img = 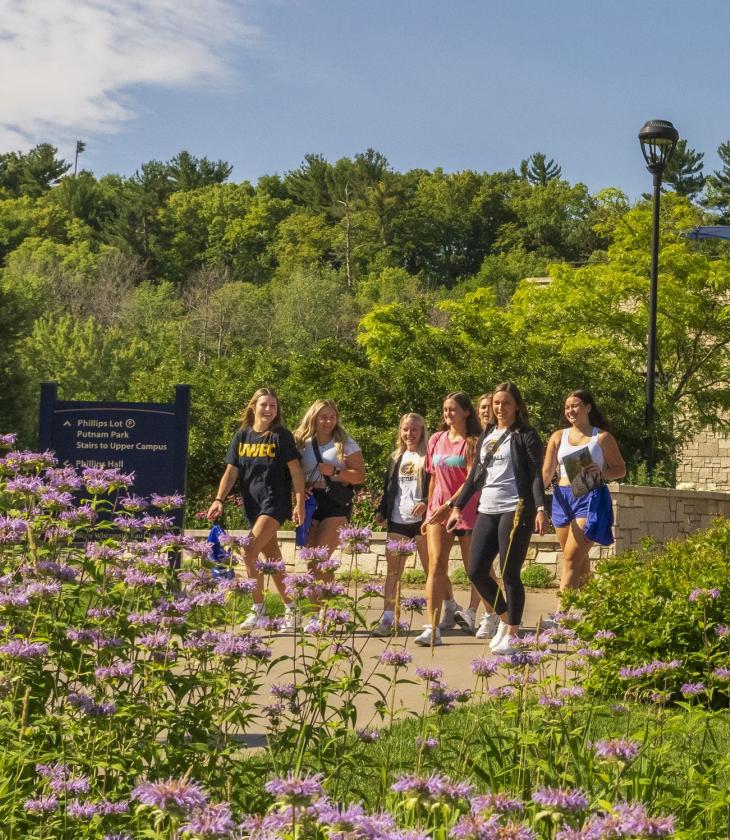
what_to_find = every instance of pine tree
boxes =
[663,139,704,199]
[519,152,562,186]
[704,141,730,220]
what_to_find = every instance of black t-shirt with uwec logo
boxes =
[225,426,299,523]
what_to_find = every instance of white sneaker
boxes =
[414,625,442,647]
[438,600,461,631]
[491,632,520,655]
[476,612,500,640]
[489,620,509,651]
[239,604,264,631]
[453,607,476,635]
[280,608,298,632]
[372,620,394,638]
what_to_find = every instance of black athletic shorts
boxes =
[387,520,423,539]
[312,488,352,522]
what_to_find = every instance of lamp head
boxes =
[638,119,679,176]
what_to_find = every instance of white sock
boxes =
[383,610,394,623]
[445,598,457,609]
[252,602,264,614]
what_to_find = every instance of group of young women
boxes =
[207,384,625,652]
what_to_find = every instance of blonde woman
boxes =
[207,388,305,631]
[373,413,430,636]
[294,400,366,578]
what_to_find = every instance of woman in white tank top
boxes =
[542,390,626,592]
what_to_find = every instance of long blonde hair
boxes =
[390,413,428,461]
[294,399,350,460]
[238,387,283,430]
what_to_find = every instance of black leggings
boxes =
[468,507,533,626]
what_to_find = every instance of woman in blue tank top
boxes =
[543,390,625,592]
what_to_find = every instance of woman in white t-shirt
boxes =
[294,399,366,580]
[373,413,430,636]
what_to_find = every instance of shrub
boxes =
[401,568,426,585]
[450,566,470,587]
[521,562,555,588]
[563,519,730,701]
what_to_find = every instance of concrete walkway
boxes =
[238,587,560,746]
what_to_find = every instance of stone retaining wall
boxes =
[188,484,730,581]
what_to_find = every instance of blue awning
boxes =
[685,225,730,240]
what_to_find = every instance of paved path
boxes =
[239,588,560,746]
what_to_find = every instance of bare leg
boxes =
[425,524,455,627]
[258,534,293,606]
[242,515,281,604]
[383,546,407,614]
[307,516,347,583]
[559,518,593,592]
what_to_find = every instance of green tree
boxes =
[704,140,730,221]
[0,144,70,198]
[520,153,562,186]
[663,139,704,200]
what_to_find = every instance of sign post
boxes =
[38,383,191,528]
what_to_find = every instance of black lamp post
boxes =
[638,119,679,480]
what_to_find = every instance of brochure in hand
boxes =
[562,447,604,498]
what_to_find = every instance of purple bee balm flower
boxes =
[472,793,525,814]
[594,629,616,641]
[6,475,46,494]
[690,587,721,602]
[35,560,78,582]
[104,835,134,840]
[180,802,235,837]
[385,537,417,556]
[715,624,730,637]
[39,489,74,510]
[132,777,208,815]
[99,800,130,815]
[415,736,439,750]
[44,466,82,491]
[557,686,585,699]
[488,685,516,700]
[538,695,564,709]
[141,514,174,531]
[681,682,705,697]
[471,657,500,677]
[217,533,251,550]
[0,432,17,448]
[401,595,427,611]
[264,773,324,806]
[118,494,148,511]
[256,558,287,575]
[532,787,589,812]
[0,515,28,543]
[67,800,101,819]
[50,775,90,795]
[124,569,159,587]
[338,526,373,552]
[82,467,134,494]
[297,545,331,563]
[362,581,384,596]
[0,639,49,659]
[270,683,296,700]
[36,762,70,780]
[138,630,171,649]
[451,814,502,840]
[713,667,730,680]
[283,572,315,597]
[593,738,641,761]
[379,649,412,668]
[150,493,185,510]
[357,729,380,743]
[67,692,116,717]
[24,795,59,813]
[415,666,443,681]
[95,662,134,680]
[317,556,342,573]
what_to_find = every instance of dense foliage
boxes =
[1,144,729,508]
[2,440,730,838]
[564,519,730,701]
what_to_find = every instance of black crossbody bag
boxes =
[471,427,511,491]
[311,437,355,512]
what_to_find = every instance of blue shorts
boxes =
[551,484,614,546]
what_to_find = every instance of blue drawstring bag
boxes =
[207,522,235,579]
[296,495,317,547]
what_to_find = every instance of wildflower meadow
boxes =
[1,433,729,839]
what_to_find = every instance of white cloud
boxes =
[0,0,257,150]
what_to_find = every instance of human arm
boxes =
[287,458,306,526]
[598,432,626,481]
[542,431,561,488]
[521,428,548,535]
[206,464,240,520]
[375,461,393,525]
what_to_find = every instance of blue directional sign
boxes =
[38,383,191,527]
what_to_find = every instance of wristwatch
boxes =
[333,467,341,477]
[446,499,455,509]
[536,505,545,512]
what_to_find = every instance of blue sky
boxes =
[2,0,728,196]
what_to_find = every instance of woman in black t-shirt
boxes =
[207,388,305,630]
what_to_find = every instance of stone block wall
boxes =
[676,427,730,492]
